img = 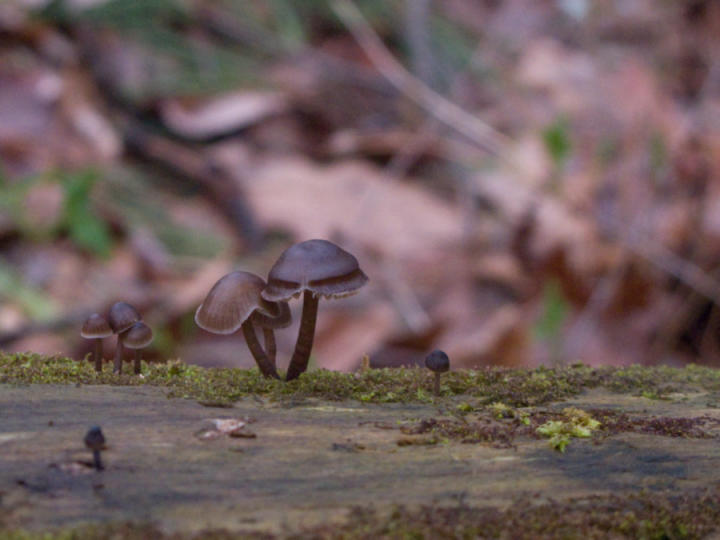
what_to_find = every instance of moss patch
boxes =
[3,352,720,407]
[390,405,720,451]
[535,407,601,451]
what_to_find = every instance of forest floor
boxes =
[2,356,720,538]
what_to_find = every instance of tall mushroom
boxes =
[121,321,153,375]
[262,239,368,381]
[81,314,113,372]
[108,302,141,375]
[195,271,288,379]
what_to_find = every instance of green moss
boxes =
[3,353,720,407]
[536,407,601,452]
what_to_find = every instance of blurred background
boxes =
[0,0,719,371]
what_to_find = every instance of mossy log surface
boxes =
[2,353,720,538]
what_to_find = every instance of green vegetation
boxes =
[536,407,601,451]
[0,169,112,257]
[3,352,720,408]
[60,170,113,258]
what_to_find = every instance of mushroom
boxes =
[425,350,449,396]
[81,313,113,372]
[195,271,288,379]
[121,321,153,375]
[251,301,291,369]
[108,302,141,375]
[84,426,106,471]
[262,239,368,381]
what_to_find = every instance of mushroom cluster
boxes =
[195,239,368,381]
[80,302,153,375]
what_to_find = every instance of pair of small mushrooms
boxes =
[195,239,368,381]
[81,302,153,375]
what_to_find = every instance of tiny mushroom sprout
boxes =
[81,313,113,372]
[84,426,106,471]
[121,321,153,375]
[262,239,368,381]
[195,271,288,379]
[108,302,141,375]
[425,349,450,396]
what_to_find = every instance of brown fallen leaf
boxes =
[235,156,464,259]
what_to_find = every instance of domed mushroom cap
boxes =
[81,313,113,339]
[108,302,141,334]
[425,350,450,373]
[195,271,278,335]
[121,321,153,349]
[251,301,291,329]
[262,239,368,302]
[84,426,106,450]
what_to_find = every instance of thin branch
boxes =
[331,0,512,158]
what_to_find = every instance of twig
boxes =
[405,0,435,87]
[331,0,512,158]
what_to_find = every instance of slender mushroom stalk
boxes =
[285,290,319,382]
[81,314,112,372]
[425,350,450,396]
[195,271,288,379]
[251,302,291,370]
[262,239,368,382]
[262,328,276,366]
[121,322,153,375]
[108,302,141,375]
[114,338,125,375]
[84,426,106,471]
[241,321,279,379]
[93,340,102,371]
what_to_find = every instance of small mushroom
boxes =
[121,321,153,375]
[425,350,449,396]
[195,271,288,379]
[108,302,141,375]
[262,239,368,381]
[81,314,112,372]
[83,426,106,471]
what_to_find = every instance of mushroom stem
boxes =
[285,290,319,382]
[133,350,142,375]
[94,339,103,372]
[433,372,441,396]
[114,338,124,374]
[241,321,280,379]
[262,328,277,368]
[92,449,104,471]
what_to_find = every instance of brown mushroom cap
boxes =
[121,321,153,349]
[108,302,141,334]
[425,350,450,373]
[195,271,279,335]
[81,313,113,339]
[261,239,368,302]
